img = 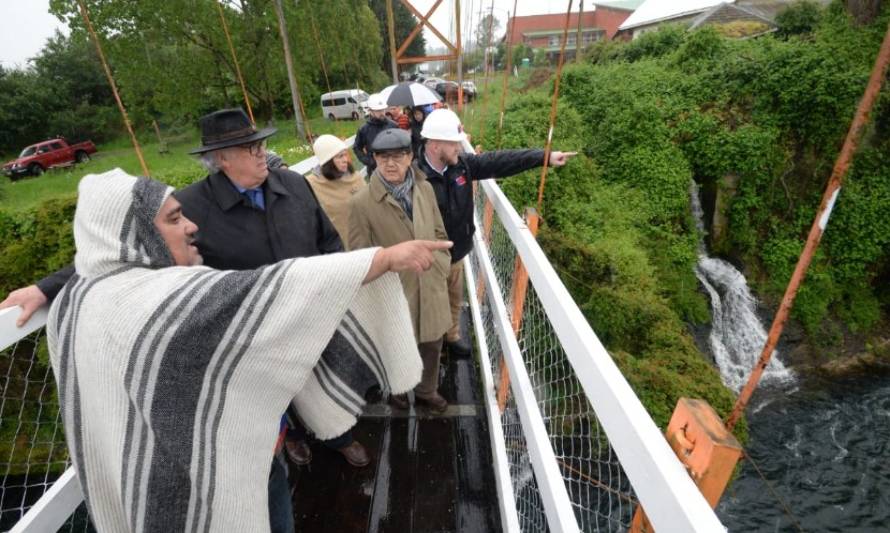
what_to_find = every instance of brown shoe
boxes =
[389,393,410,410]
[285,438,312,465]
[415,392,448,414]
[338,440,371,467]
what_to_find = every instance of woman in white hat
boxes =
[305,134,367,245]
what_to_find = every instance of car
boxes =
[461,81,478,99]
[422,77,445,91]
[2,137,97,180]
[320,89,369,120]
[435,81,473,103]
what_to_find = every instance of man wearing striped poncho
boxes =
[48,168,450,532]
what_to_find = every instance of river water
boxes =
[690,182,889,531]
[717,372,890,531]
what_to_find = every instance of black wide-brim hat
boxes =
[189,108,277,154]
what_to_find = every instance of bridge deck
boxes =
[289,317,502,533]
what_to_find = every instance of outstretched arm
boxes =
[363,240,453,284]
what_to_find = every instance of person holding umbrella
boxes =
[353,93,397,173]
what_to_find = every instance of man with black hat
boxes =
[0,108,371,533]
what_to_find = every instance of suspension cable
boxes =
[535,0,574,213]
[725,20,890,430]
[475,0,496,144]
[76,0,150,177]
[495,0,519,148]
[215,0,255,124]
[307,9,334,101]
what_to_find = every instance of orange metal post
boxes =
[496,209,539,412]
[631,398,743,532]
[476,197,496,304]
[726,21,890,430]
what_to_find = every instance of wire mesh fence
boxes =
[472,185,640,532]
[0,326,91,532]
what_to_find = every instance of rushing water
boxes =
[690,181,794,392]
[690,181,889,531]
[717,372,890,531]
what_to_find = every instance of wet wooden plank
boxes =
[367,416,417,533]
[413,417,458,532]
[292,419,382,532]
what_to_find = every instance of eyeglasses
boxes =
[373,150,410,163]
[239,140,267,157]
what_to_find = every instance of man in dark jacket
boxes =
[416,109,576,356]
[353,93,397,173]
[0,108,373,533]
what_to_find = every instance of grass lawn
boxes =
[0,115,365,213]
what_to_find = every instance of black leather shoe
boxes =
[445,337,472,357]
[285,439,312,465]
[338,441,371,467]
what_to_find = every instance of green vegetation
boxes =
[466,1,890,438]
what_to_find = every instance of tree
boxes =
[475,13,501,51]
[368,0,427,75]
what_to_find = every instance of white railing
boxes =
[469,179,725,532]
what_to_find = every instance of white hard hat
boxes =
[312,134,348,166]
[367,93,388,111]
[420,108,466,142]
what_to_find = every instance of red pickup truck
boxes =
[2,137,98,179]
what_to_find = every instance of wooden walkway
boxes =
[288,337,502,533]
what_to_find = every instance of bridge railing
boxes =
[468,179,725,532]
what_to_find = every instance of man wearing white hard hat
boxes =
[353,93,397,173]
[306,134,367,244]
[417,108,577,356]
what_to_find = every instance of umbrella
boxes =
[379,82,441,107]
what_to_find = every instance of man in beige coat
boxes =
[348,129,452,413]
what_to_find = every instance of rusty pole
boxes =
[535,0,574,213]
[216,0,255,124]
[576,0,584,63]
[496,0,519,149]
[726,21,890,430]
[76,0,150,177]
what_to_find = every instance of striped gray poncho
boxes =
[48,169,421,532]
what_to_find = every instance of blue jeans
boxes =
[268,454,294,533]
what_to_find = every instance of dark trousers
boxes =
[268,454,294,533]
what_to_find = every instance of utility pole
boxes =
[273,0,307,141]
[385,0,399,83]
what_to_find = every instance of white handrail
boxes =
[464,257,521,533]
[0,305,48,351]
[10,467,82,533]
[472,225,581,533]
[477,180,725,532]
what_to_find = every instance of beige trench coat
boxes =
[348,166,452,343]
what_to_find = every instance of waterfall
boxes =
[690,181,793,392]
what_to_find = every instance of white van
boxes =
[320,89,369,120]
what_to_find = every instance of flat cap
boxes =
[370,129,412,153]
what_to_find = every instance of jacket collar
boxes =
[209,169,290,211]
[370,165,427,203]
